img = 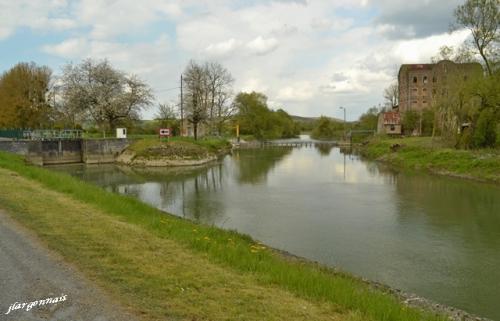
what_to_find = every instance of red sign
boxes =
[159,128,171,137]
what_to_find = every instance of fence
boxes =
[0,129,82,140]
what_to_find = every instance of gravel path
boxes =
[0,210,139,321]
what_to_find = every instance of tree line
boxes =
[0,58,300,140]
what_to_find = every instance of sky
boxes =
[0,0,472,120]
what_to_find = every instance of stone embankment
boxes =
[116,150,217,167]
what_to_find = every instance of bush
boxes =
[472,108,497,148]
[421,109,435,136]
[402,110,420,135]
[311,116,343,140]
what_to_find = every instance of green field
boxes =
[0,151,447,321]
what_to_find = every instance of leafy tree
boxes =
[311,116,343,140]
[0,62,52,128]
[61,59,153,131]
[233,92,298,140]
[472,107,497,147]
[402,110,420,134]
[357,107,379,130]
[421,109,436,136]
[453,0,499,75]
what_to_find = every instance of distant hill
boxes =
[290,115,343,123]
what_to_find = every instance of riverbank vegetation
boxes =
[234,91,300,140]
[310,116,344,140]
[0,151,446,321]
[360,136,500,183]
[117,137,231,166]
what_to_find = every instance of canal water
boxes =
[49,140,500,320]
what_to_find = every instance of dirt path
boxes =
[0,210,138,321]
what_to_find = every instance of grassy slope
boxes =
[361,137,500,183]
[0,152,446,321]
[127,137,231,159]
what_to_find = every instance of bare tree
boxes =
[61,59,153,131]
[205,62,234,135]
[383,82,399,110]
[453,0,499,75]
[183,61,208,140]
[182,60,234,139]
[156,103,177,121]
[431,45,477,63]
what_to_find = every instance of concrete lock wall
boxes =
[82,139,130,164]
[0,140,44,165]
[41,140,83,165]
[0,139,129,165]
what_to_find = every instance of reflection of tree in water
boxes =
[392,173,500,317]
[314,143,334,156]
[131,164,226,224]
[233,148,292,184]
[181,171,225,223]
[395,174,500,242]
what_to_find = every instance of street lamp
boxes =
[339,106,346,140]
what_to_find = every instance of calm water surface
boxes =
[50,138,500,320]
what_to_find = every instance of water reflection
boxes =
[314,144,334,156]
[233,148,292,184]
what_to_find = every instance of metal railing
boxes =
[0,129,83,140]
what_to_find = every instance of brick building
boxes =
[398,60,482,113]
[379,60,482,135]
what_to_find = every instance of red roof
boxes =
[383,112,401,125]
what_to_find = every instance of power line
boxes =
[154,86,180,93]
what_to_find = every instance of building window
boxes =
[412,88,418,92]
[413,76,417,83]
[433,76,437,83]
[423,88,427,92]
[423,76,428,84]
[423,101,427,104]
[432,89,437,95]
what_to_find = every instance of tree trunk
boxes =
[194,122,198,140]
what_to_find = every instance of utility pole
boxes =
[180,74,184,136]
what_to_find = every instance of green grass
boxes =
[0,151,446,321]
[126,136,231,159]
[361,136,500,183]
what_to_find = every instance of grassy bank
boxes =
[128,137,231,158]
[0,151,446,321]
[360,137,500,183]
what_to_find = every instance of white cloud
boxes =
[0,0,75,39]
[42,38,89,58]
[1,0,474,120]
[393,29,470,63]
[277,82,315,101]
[246,36,279,55]
[205,38,241,57]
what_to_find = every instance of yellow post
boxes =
[236,124,240,143]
